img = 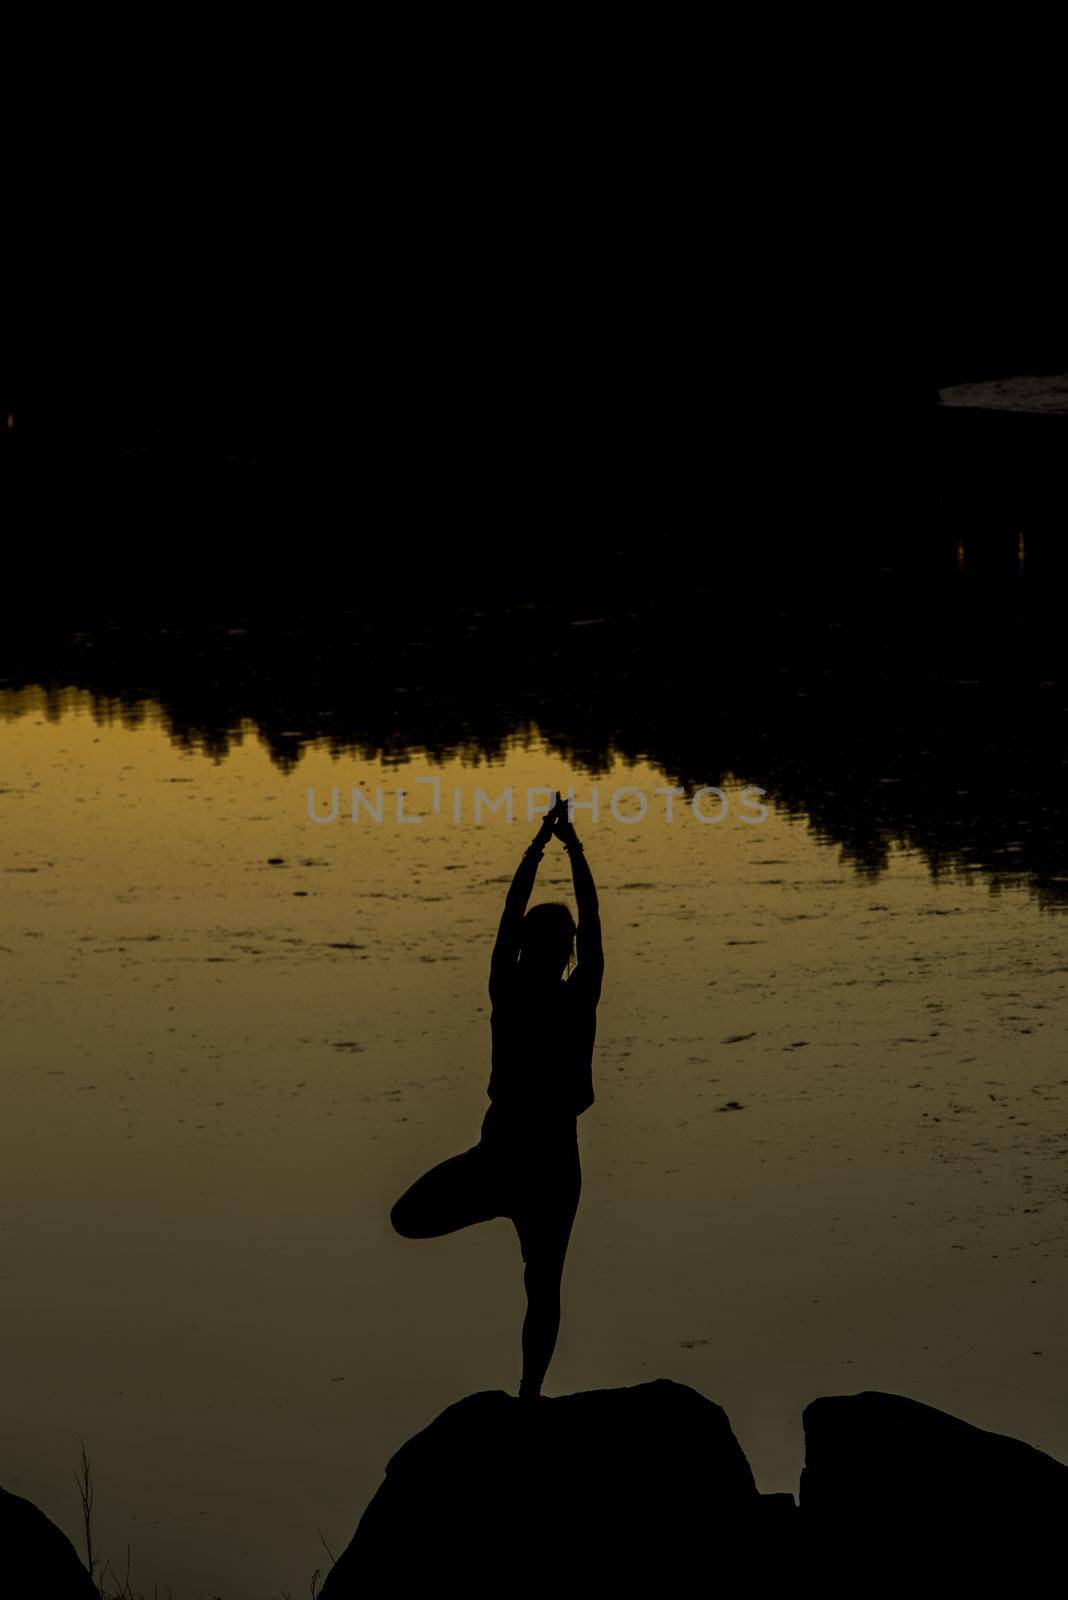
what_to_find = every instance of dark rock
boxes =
[320,1379,789,1592]
[0,1485,98,1597]
[801,1391,1068,1582]
[318,1384,1067,1593]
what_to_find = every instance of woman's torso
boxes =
[481,968,596,1144]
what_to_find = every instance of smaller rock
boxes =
[0,1486,98,1597]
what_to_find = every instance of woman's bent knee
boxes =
[390,1194,419,1237]
[390,1146,499,1240]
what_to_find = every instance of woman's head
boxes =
[519,901,576,978]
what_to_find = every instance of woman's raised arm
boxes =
[556,810,603,1004]
[489,814,555,997]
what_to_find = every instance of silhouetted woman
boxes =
[390,792,604,1402]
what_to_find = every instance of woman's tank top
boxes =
[481,967,596,1142]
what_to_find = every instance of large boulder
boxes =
[321,1379,790,1592]
[0,1486,98,1597]
[801,1391,1068,1582]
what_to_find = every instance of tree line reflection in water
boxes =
[2,522,1066,909]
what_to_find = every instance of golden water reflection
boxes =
[1,697,1066,1593]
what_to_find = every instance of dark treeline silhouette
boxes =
[3,204,1065,519]
[3,366,1063,533]
[2,524,1067,908]
[3,196,1064,467]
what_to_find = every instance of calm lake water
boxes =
[2,680,1066,1594]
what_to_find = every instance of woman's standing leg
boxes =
[390,1144,502,1239]
[513,1145,582,1399]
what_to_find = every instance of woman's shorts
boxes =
[479,1129,581,1264]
